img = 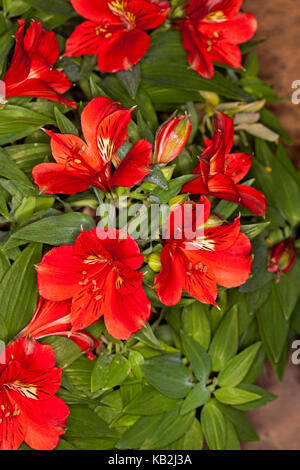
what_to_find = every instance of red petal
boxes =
[103,284,151,340]
[183,261,218,306]
[94,228,145,270]
[37,246,80,301]
[81,97,126,158]
[65,21,109,58]
[236,184,266,216]
[179,20,214,79]
[32,163,93,194]
[207,172,240,199]
[132,0,169,29]
[214,111,234,156]
[224,152,252,183]
[70,0,120,22]
[96,29,150,73]
[165,198,211,241]
[199,13,258,45]
[111,139,152,187]
[198,232,252,288]
[23,21,59,65]
[23,396,69,450]
[181,174,209,195]
[45,131,98,170]
[154,246,185,306]
[96,108,132,163]
[2,20,30,86]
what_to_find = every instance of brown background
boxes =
[244,0,300,165]
[241,0,300,449]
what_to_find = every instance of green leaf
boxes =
[240,222,270,240]
[54,107,79,135]
[218,342,262,387]
[141,354,193,399]
[0,105,55,145]
[181,331,211,384]
[116,415,161,449]
[133,322,163,350]
[8,212,95,247]
[141,405,195,450]
[0,147,33,187]
[181,383,211,415]
[22,0,73,14]
[149,175,195,203]
[166,418,203,450]
[65,405,118,440]
[214,402,259,442]
[182,301,211,350]
[144,166,168,190]
[124,385,179,415]
[253,139,300,226]
[234,384,277,411]
[275,258,300,320]
[0,243,41,341]
[91,352,131,392]
[215,387,260,405]
[257,282,289,363]
[201,399,227,450]
[117,63,141,98]
[209,305,239,371]
[224,419,241,450]
[42,336,84,369]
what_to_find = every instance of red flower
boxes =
[178,0,257,79]
[36,228,151,340]
[181,112,266,216]
[268,239,297,282]
[17,297,99,360]
[65,0,170,73]
[2,20,75,108]
[154,196,252,306]
[0,337,69,450]
[32,97,152,194]
[152,114,192,164]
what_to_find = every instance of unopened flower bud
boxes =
[147,252,162,272]
[152,114,192,164]
[267,238,297,282]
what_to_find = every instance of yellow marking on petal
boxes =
[205,10,227,21]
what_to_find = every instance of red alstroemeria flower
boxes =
[36,228,151,340]
[181,112,266,216]
[154,196,252,306]
[178,0,257,79]
[65,0,170,73]
[0,337,69,450]
[32,97,152,194]
[268,238,297,282]
[1,20,76,108]
[16,297,99,360]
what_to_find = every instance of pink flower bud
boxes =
[267,239,297,282]
[152,114,192,164]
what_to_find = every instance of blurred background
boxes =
[242,0,300,449]
[244,0,300,166]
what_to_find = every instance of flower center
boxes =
[5,381,38,400]
[108,0,136,30]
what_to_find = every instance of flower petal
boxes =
[111,139,152,187]
[96,29,150,73]
[32,163,93,194]
[235,184,266,216]
[224,152,252,183]
[154,246,185,306]
[36,246,80,301]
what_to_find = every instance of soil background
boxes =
[241,0,300,450]
[244,0,300,165]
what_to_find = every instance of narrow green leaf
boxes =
[181,383,211,415]
[215,387,260,405]
[141,354,193,399]
[218,342,262,387]
[209,305,239,371]
[181,331,211,384]
[91,352,131,392]
[201,399,227,450]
